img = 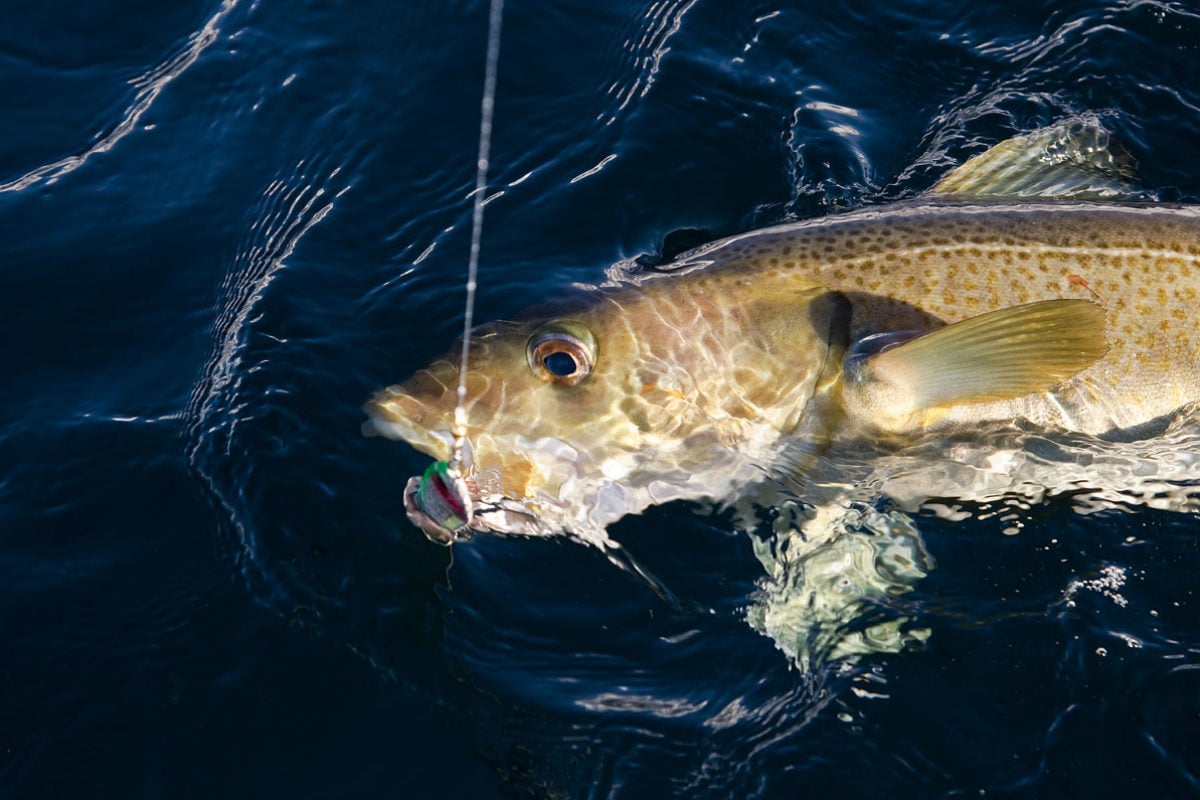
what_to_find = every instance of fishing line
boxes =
[451,0,505,471]
[403,0,505,543]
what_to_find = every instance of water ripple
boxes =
[602,0,700,124]
[187,162,347,446]
[0,0,243,193]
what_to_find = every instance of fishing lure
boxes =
[404,460,474,544]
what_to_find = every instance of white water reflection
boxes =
[744,407,1200,669]
[0,0,241,193]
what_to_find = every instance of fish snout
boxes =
[363,378,458,461]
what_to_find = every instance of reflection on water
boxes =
[742,407,1200,669]
[749,502,933,669]
[868,409,1200,519]
[0,0,244,193]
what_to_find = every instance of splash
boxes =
[740,407,1200,668]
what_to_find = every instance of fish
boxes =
[364,118,1200,558]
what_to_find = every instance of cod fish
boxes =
[365,119,1200,551]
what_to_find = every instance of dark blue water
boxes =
[3,1,1200,797]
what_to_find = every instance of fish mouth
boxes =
[363,390,457,462]
[365,390,587,541]
[388,425,563,543]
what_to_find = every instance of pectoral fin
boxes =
[843,299,1107,432]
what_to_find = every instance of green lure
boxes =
[403,460,474,545]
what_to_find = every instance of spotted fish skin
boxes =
[365,198,1200,541]
[681,201,1200,434]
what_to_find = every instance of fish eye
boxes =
[527,323,596,386]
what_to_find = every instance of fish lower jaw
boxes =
[457,435,593,538]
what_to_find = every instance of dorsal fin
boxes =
[930,116,1154,201]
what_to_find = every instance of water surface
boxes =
[3,1,1199,797]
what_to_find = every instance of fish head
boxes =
[366,279,847,543]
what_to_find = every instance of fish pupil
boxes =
[543,350,578,377]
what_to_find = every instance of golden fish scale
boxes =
[612,288,814,417]
[648,202,1200,432]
